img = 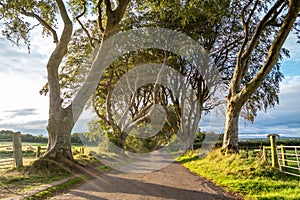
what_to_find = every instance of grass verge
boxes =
[0,154,103,199]
[177,149,300,200]
[23,175,88,200]
[0,170,69,199]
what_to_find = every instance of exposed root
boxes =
[27,157,75,175]
[26,155,104,180]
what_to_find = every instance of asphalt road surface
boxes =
[51,162,240,200]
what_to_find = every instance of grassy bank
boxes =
[0,171,69,199]
[24,175,88,200]
[0,153,102,199]
[178,149,300,200]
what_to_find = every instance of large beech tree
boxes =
[0,0,130,161]
[222,0,300,152]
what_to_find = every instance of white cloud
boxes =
[0,27,52,135]
[240,76,300,137]
[0,120,47,135]
[283,33,300,62]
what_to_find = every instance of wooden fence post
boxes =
[263,146,267,163]
[268,134,279,168]
[13,132,23,168]
[36,146,41,158]
[280,145,287,166]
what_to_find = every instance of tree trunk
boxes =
[44,106,74,160]
[222,99,242,153]
[120,132,127,154]
[41,0,74,161]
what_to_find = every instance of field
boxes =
[0,143,85,169]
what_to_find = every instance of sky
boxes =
[0,27,299,139]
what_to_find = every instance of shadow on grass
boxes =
[178,155,199,164]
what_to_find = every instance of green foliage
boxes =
[239,138,300,149]
[127,0,230,51]
[0,130,83,145]
[178,149,300,200]
[0,130,14,140]
[193,130,223,149]
[71,132,83,145]
[0,130,48,143]
[96,165,111,173]
[0,0,58,50]
[193,132,300,150]
[21,134,48,143]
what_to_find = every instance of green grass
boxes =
[0,147,95,198]
[24,175,87,200]
[177,149,300,200]
[0,171,69,199]
[96,165,111,173]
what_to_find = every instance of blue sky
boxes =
[0,28,299,139]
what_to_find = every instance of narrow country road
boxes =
[51,162,239,200]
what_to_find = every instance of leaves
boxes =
[0,0,58,50]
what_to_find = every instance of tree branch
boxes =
[21,10,58,44]
[266,2,288,27]
[75,0,95,49]
[104,0,113,15]
[231,0,258,96]
[104,0,130,35]
[47,0,73,114]
[97,0,105,33]
[93,94,110,125]
[241,0,285,63]
[229,0,285,99]
[239,0,300,103]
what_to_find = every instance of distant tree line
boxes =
[0,130,82,145]
[193,130,300,150]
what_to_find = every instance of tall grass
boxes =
[178,149,300,200]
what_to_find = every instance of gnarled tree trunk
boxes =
[45,106,74,160]
[222,99,242,153]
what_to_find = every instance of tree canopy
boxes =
[0,0,299,162]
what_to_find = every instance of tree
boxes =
[66,0,286,154]
[81,0,231,152]
[0,0,130,164]
[222,0,300,152]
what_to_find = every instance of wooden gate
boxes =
[277,145,300,177]
[0,132,23,169]
[0,138,14,168]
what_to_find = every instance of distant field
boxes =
[0,143,85,169]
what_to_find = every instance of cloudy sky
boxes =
[0,27,299,139]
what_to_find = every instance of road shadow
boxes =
[64,169,239,200]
